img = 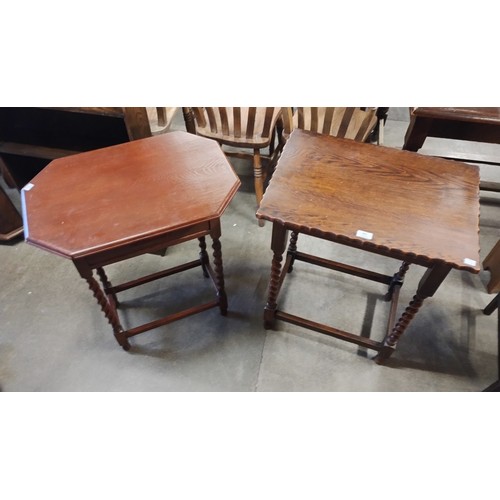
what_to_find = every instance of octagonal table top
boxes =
[22,131,240,259]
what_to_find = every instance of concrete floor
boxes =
[1,108,499,391]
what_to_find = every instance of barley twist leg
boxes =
[287,231,299,273]
[198,236,210,278]
[96,267,119,307]
[375,263,451,364]
[212,235,227,315]
[385,261,411,301]
[86,273,130,350]
[264,223,288,329]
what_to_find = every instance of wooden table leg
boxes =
[375,262,451,363]
[403,116,433,151]
[483,299,500,390]
[483,293,499,316]
[264,222,288,329]
[210,219,227,315]
[80,267,129,350]
[287,231,299,273]
[483,293,500,379]
[385,261,411,301]
[496,297,500,379]
[198,236,210,278]
[96,267,119,308]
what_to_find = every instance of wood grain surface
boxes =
[24,131,240,258]
[257,129,480,272]
[412,107,500,125]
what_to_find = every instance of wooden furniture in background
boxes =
[289,107,382,143]
[0,107,171,189]
[0,183,23,241]
[257,129,480,364]
[147,107,178,135]
[22,131,240,350]
[182,107,289,212]
[0,107,177,240]
[373,107,390,144]
[483,240,500,391]
[403,107,500,192]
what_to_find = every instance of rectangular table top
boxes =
[257,129,480,272]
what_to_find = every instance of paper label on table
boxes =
[356,230,373,240]
[20,187,30,239]
[463,258,477,266]
[23,183,34,191]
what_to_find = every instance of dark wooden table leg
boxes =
[484,297,500,392]
[375,263,451,363]
[496,296,499,379]
[210,219,227,315]
[264,222,288,329]
[385,261,411,301]
[198,236,210,278]
[483,293,498,316]
[403,116,434,151]
[96,267,119,307]
[483,293,500,381]
[79,266,129,350]
[287,231,299,273]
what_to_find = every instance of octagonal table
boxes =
[22,131,240,350]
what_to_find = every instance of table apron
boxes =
[73,221,212,276]
[280,223,442,269]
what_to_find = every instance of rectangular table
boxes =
[257,129,480,363]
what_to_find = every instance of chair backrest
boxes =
[185,107,284,142]
[290,107,379,143]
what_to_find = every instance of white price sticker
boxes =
[356,230,373,240]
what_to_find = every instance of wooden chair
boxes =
[287,107,384,144]
[147,107,178,135]
[182,107,289,212]
[482,240,500,391]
